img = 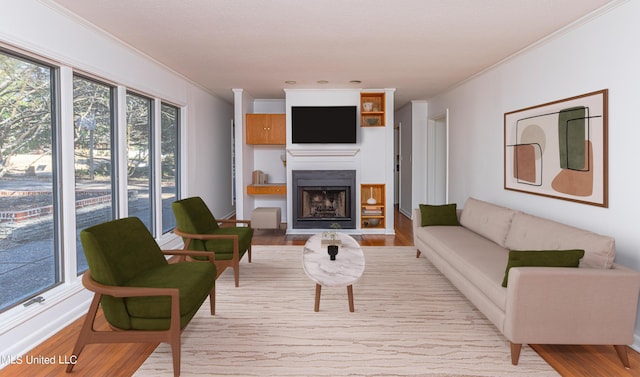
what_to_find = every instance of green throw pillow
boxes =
[419,203,459,227]
[502,249,585,287]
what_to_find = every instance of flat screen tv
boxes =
[291,106,357,144]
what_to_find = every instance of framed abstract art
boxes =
[504,89,608,207]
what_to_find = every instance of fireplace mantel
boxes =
[287,147,360,157]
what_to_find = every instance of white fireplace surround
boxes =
[285,145,363,234]
[291,169,357,230]
[287,147,360,157]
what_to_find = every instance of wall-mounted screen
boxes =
[291,106,357,144]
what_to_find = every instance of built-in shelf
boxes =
[360,92,386,127]
[361,184,385,229]
[247,184,286,195]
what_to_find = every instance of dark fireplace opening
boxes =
[300,187,349,219]
[292,170,356,229]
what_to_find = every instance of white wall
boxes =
[185,87,235,217]
[411,101,428,209]
[395,103,413,216]
[425,0,640,347]
[0,0,233,360]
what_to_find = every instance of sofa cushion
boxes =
[504,212,615,269]
[501,249,585,287]
[419,203,460,226]
[459,197,517,247]
[416,226,509,312]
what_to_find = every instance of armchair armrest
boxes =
[504,265,640,345]
[82,271,180,300]
[81,271,182,333]
[162,249,216,264]
[218,218,251,227]
[173,227,240,259]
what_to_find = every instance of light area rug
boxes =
[135,246,559,377]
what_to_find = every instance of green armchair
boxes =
[66,217,216,377]
[172,196,254,287]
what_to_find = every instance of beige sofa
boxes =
[413,197,640,366]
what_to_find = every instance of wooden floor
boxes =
[2,206,639,377]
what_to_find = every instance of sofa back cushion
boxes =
[459,197,517,247]
[504,212,615,269]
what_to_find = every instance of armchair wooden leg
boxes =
[66,293,102,373]
[248,244,252,263]
[170,339,181,377]
[209,285,216,315]
[416,249,421,258]
[614,345,631,368]
[234,264,240,287]
[510,342,522,365]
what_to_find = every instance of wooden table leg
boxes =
[347,285,354,312]
[314,284,321,312]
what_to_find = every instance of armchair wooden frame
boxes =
[66,250,216,377]
[173,219,252,287]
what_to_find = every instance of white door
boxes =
[427,111,448,204]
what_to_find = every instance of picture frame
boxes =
[504,89,608,207]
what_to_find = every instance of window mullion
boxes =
[116,86,129,217]
[59,66,78,282]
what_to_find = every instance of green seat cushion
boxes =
[199,227,254,260]
[102,261,216,330]
[502,249,585,287]
[419,203,460,226]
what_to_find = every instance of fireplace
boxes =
[292,170,356,229]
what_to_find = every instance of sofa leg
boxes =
[510,342,522,365]
[416,249,421,258]
[614,345,630,368]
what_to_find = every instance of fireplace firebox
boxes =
[292,170,356,229]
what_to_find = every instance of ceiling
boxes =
[48,0,616,109]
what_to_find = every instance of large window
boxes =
[0,51,59,313]
[126,92,153,233]
[160,103,179,234]
[73,75,116,273]
[0,47,184,314]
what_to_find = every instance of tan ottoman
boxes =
[251,207,281,230]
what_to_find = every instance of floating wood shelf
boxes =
[247,184,286,195]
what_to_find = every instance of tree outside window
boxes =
[0,51,59,312]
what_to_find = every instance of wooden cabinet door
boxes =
[246,114,269,144]
[246,114,285,145]
[267,114,285,144]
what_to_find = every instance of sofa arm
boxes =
[412,209,421,231]
[504,264,640,345]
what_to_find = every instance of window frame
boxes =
[125,90,155,235]
[159,101,181,235]
[0,48,63,313]
[72,73,119,274]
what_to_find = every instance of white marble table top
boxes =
[302,233,365,287]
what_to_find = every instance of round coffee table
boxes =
[302,233,365,312]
